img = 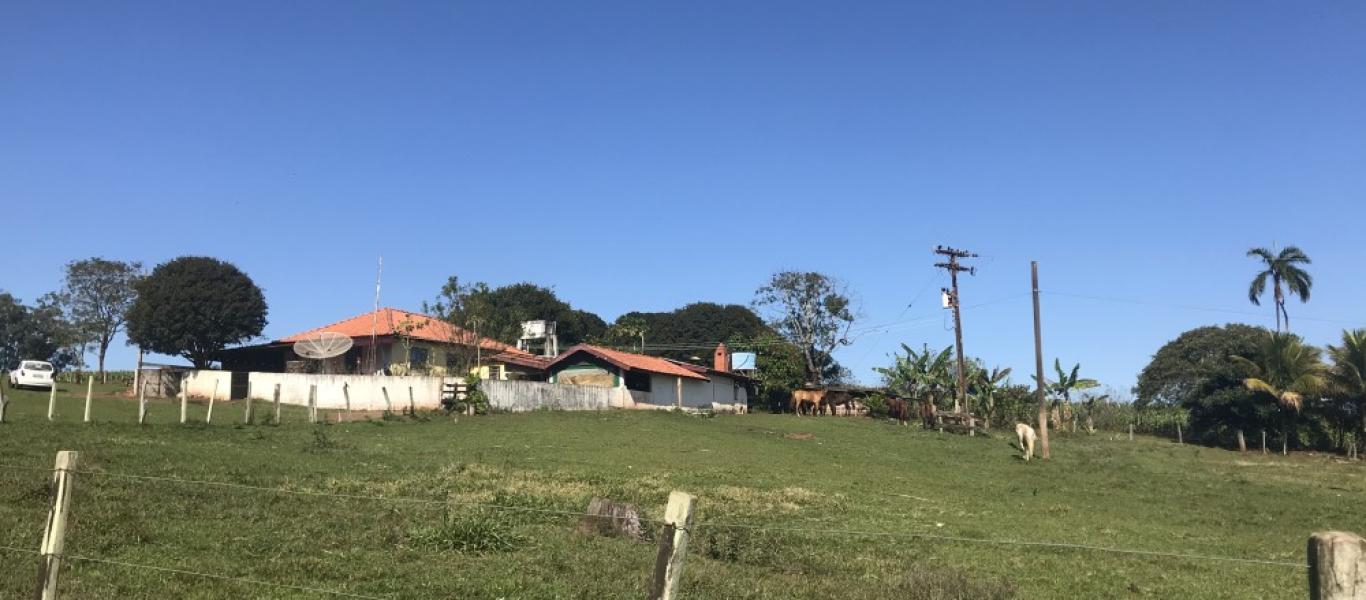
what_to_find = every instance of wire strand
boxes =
[58,552,391,599]
[693,521,1303,569]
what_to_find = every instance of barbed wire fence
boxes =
[0,456,1348,599]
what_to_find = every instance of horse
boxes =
[918,400,938,429]
[1015,423,1037,461]
[885,397,910,425]
[790,389,826,416]
[823,391,856,416]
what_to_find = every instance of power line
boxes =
[1042,291,1362,326]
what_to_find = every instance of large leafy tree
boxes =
[875,343,954,409]
[126,257,268,368]
[1135,324,1270,446]
[56,258,142,382]
[0,292,81,372]
[1235,331,1324,455]
[753,271,856,384]
[1246,245,1312,333]
[427,278,605,348]
[1326,329,1366,451]
[610,303,770,356]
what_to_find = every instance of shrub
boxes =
[408,510,526,554]
[895,565,1018,600]
[863,393,890,419]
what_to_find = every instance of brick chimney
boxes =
[714,342,730,372]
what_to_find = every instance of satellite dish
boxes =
[293,332,354,359]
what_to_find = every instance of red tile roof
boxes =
[548,344,708,380]
[487,352,551,369]
[279,308,528,355]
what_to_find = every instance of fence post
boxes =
[343,382,351,416]
[309,384,318,424]
[0,380,7,423]
[1129,424,1134,441]
[35,450,79,600]
[407,386,415,417]
[272,384,282,425]
[1308,531,1365,600]
[206,381,217,424]
[647,491,696,600]
[47,382,58,421]
[1176,422,1183,444]
[180,384,188,424]
[382,386,391,414]
[137,382,147,425]
[1263,430,1268,455]
[243,382,254,424]
[83,376,94,423]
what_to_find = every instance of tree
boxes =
[745,332,808,412]
[1135,324,1268,408]
[126,257,267,368]
[1235,332,1324,455]
[875,343,954,409]
[426,278,606,348]
[1034,360,1099,430]
[607,315,649,352]
[1246,246,1312,333]
[970,363,1012,428]
[0,292,81,372]
[753,271,856,384]
[1326,329,1366,453]
[56,258,142,382]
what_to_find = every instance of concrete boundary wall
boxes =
[183,371,453,411]
[482,379,631,412]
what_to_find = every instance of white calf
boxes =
[1015,423,1037,461]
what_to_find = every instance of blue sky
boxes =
[3,1,1363,393]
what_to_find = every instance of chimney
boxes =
[713,342,730,372]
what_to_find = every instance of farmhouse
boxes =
[545,343,751,411]
[216,308,547,380]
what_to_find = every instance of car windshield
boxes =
[21,362,53,371]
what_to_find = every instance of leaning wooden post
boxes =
[382,386,392,414]
[343,382,351,416]
[1308,531,1366,600]
[137,381,147,424]
[36,450,79,600]
[309,384,318,424]
[83,376,94,423]
[206,381,218,424]
[272,383,282,425]
[648,491,696,600]
[47,381,58,421]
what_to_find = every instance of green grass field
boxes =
[0,382,1361,599]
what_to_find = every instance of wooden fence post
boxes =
[1129,424,1134,441]
[1176,422,1183,444]
[273,384,282,425]
[206,381,218,424]
[1263,430,1269,455]
[648,491,696,600]
[47,382,58,421]
[407,386,415,417]
[343,382,351,416]
[35,450,79,600]
[382,386,391,414]
[137,382,147,425]
[243,382,254,424]
[0,380,8,423]
[1308,531,1366,600]
[180,384,188,424]
[83,376,93,423]
[309,384,318,424]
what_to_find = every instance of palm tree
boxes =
[1033,359,1099,431]
[1247,246,1312,333]
[1235,332,1324,455]
[1327,329,1366,454]
[970,364,1012,428]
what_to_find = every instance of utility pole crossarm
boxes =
[933,246,977,419]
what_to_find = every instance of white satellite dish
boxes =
[293,332,354,359]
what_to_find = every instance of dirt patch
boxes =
[783,432,815,441]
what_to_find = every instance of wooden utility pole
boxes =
[935,246,977,415]
[1032,261,1050,460]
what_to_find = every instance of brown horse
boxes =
[822,390,856,416]
[885,397,910,425]
[919,400,938,429]
[791,389,825,416]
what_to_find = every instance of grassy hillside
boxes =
[0,382,1361,599]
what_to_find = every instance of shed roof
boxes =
[279,308,527,355]
[548,344,708,380]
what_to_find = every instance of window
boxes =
[624,371,651,392]
[409,347,430,366]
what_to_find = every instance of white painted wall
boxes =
[643,373,748,411]
[483,379,634,412]
[183,370,451,411]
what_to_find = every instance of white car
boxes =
[8,360,55,390]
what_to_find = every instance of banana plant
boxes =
[1032,359,1099,431]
